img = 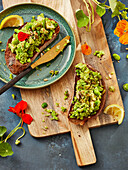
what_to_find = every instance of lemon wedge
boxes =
[0,15,24,29]
[104,104,125,125]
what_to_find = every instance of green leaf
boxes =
[111,1,126,18]
[0,142,14,157]
[96,4,106,17]
[0,126,7,137]
[111,8,120,18]
[116,1,125,10]
[75,9,89,28]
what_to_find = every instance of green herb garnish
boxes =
[64,90,69,100]
[41,102,48,109]
[45,109,59,120]
[61,107,67,113]
[94,50,105,58]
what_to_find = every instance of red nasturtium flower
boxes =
[8,100,33,125]
[81,43,92,55]
[114,20,128,45]
[18,32,30,41]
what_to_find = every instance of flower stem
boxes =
[88,0,94,24]
[15,127,25,143]
[4,119,22,143]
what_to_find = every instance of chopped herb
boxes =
[94,50,105,58]
[46,62,51,67]
[1,49,5,52]
[0,63,1,65]
[111,72,114,75]
[42,127,47,131]
[49,70,55,77]
[12,94,15,100]
[106,77,109,80]
[109,86,115,92]
[9,74,13,79]
[54,71,59,75]
[45,109,59,121]
[42,120,45,122]
[45,126,48,129]
[61,106,67,113]
[41,102,48,109]
[64,90,69,100]
[64,96,68,100]
[42,112,45,114]
[56,103,59,107]
[64,90,69,96]
[51,110,59,121]
[45,114,50,117]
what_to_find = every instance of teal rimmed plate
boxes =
[0,3,76,89]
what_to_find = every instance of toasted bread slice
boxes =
[68,64,106,126]
[5,19,60,75]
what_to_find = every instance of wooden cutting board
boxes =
[3,0,124,166]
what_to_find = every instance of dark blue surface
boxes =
[0,1,128,170]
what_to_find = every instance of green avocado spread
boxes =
[8,13,58,64]
[70,63,104,120]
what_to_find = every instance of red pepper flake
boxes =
[8,100,33,125]
[18,32,30,41]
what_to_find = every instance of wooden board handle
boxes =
[69,122,96,166]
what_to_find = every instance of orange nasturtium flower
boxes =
[81,43,92,55]
[114,20,128,45]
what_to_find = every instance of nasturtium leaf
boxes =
[111,8,120,18]
[111,1,126,18]
[75,9,89,28]
[0,126,7,137]
[96,4,106,17]
[0,142,14,157]
[116,1,125,10]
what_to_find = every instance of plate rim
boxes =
[0,2,76,89]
